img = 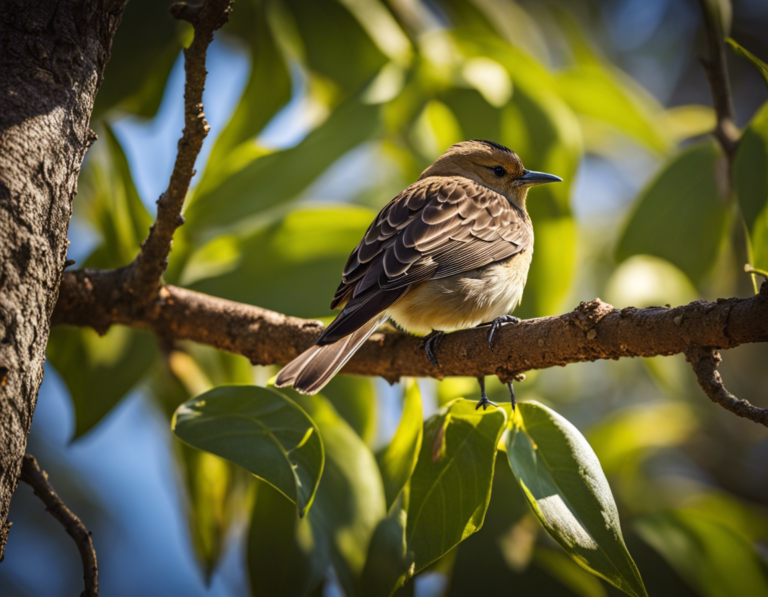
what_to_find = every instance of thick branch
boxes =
[685,347,768,426]
[20,455,98,597]
[53,270,768,399]
[127,0,233,304]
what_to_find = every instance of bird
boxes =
[275,139,561,410]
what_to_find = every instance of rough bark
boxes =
[0,0,123,559]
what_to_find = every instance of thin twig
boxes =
[698,0,739,159]
[19,455,98,597]
[685,347,768,426]
[127,0,233,307]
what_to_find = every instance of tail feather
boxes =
[275,315,387,395]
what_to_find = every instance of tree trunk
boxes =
[0,0,124,559]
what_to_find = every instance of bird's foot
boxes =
[476,377,498,411]
[482,315,521,351]
[421,330,445,368]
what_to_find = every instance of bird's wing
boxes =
[319,176,531,344]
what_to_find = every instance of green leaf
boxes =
[172,385,324,516]
[727,38,768,90]
[47,326,158,439]
[635,510,768,597]
[248,481,328,597]
[361,493,414,597]
[506,401,647,597]
[184,205,376,318]
[92,0,180,119]
[407,399,506,573]
[323,375,377,446]
[81,124,153,268]
[556,65,669,154]
[198,0,292,185]
[185,94,381,233]
[377,381,423,510]
[282,0,388,91]
[616,142,729,286]
[262,393,387,596]
[735,101,768,272]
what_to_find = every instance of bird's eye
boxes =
[493,166,506,177]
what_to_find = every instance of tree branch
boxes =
[127,0,233,306]
[685,347,768,425]
[19,455,98,597]
[52,270,768,424]
[698,0,739,159]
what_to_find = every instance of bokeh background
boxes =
[2,0,768,595]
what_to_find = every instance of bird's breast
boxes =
[387,248,533,335]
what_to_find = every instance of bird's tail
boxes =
[274,315,387,395]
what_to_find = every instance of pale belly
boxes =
[386,250,533,336]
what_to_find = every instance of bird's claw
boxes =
[421,330,445,368]
[475,395,498,411]
[486,315,521,351]
[507,382,516,411]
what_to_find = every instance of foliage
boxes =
[42,0,768,595]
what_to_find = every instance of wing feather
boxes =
[325,176,531,339]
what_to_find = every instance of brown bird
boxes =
[275,140,561,409]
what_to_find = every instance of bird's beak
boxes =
[519,169,562,186]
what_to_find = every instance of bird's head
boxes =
[419,139,562,210]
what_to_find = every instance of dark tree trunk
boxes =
[0,0,123,558]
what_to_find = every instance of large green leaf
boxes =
[184,205,375,318]
[406,399,506,573]
[616,142,729,286]
[185,94,381,232]
[281,0,388,91]
[360,493,414,597]
[322,375,377,446]
[172,385,324,516]
[248,480,329,597]
[377,381,423,510]
[150,347,254,578]
[506,401,647,597]
[81,124,153,268]
[92,0,180,119]
[47,326,158,439]
[635,510,768,597]
[735,101,768,272]
[252,393,387,596]
[198,0,292,187]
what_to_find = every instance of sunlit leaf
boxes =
[407,399,506,573]
[556,66,669,154]
[172,385,324,516]
[323,375,377,446]
[507,401,647,597]
[200,0,292,182]
[93,0,180,119]
[662,105,717,142]
[727,38,768,90]
[587,403,698,474]
[377,381,423,509]
[185,205,375,318]
[636,510,768,597]
[282,0,388,91]
[186,94,381,232]
[616,142,729,286]
[47,326,158,439]
[735,101,768,272]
